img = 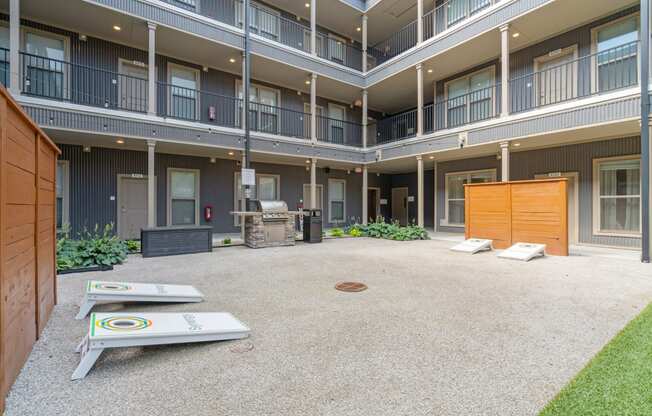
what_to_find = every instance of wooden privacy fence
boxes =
[464,179,568,256]
[0,85,60,411]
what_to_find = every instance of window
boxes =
[233,172,280,225]
[236,2,280,40]
[593,157,641,235]
[168,64,200,120]
[0,24,8,87]
[328,104,346,144]
[118,59,148,112]
[23,29,69,99]
[328,179,346,223]
[592,15,639,92]
[168,169,200,226]
[443,169,496,226]
[56,161,69,230]
[447,0,491,28]
[237,81,280,134]
[445,68,494,128]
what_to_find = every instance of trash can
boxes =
[303,209,323,243]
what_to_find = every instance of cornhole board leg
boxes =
[72,335,104,380]
[76,298,96,320]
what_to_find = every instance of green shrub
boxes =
[347,218,429,241]
[56,224,128,272]
[125,240,141,253]
[329,228,344,237]
[348,228,363,238]
[223,238,232,245]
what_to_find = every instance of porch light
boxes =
[113,25,122,31]
[512,32,520,38]
[513,143,521,147]
[228,151,235,156]
[305,3,310,7]
[229,58,236,63]
[116,139,125,144]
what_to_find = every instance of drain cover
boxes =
[335,282,368,292]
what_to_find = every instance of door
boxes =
[119,177,148,240]
[119,61,148,112]
[368,188,379,222]
[328,104,346,144]
[391,187,409,226]
[328,34,347,64]
[535,47,577,106]
[168,64,199,120]
[535,173,579,244]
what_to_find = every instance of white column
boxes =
[416,63,424,137]
[417,0,424,44]
[147,140,156,227]
[310,0,317,55]
[362,90,368,148]
[500,24,510,117]
[417,155,424,228]
[500,141,510,182]
[9,0,20,94]
[362,15,368,71]
[310,73,317,143]
[310,158,317,209]
[362,165,369,225]
[147,22,157,116]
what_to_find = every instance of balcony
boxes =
[1,47,8,88]
[316,115,363,147]
[368,0,498,68]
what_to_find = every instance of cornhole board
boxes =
[72,312,250,380]
[76,281,204,320]
[497,243,546,262]
[451,239,493,254]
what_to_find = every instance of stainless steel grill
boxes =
[254,200,290,222]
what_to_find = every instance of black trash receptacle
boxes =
[303,209,323,243]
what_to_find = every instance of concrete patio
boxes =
[6,238,652,416]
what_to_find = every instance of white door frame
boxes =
[368,186,381,220]
[535,172,579,244]
[117,174,154,239]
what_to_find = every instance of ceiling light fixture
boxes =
[116,139,125,144]
[305,3,310,7]
[113,25,122,31]
[427,69,433,74]
[228,151,235,156]
[513,142,521,147]
[229,58,236,63]
[356,27,361,32]
[512,32,520,38]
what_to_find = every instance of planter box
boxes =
[141,226,213,258]
[57,265,114,275]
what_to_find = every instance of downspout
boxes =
[641,0,650,263]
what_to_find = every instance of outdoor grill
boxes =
[235,200,298,248]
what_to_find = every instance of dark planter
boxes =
[141,226,213,258]
[57,264,114,275]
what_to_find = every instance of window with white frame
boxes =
[445,67,494,128]
[23,29,69,99]
[444,169,496,226]
[168,64,200,121]
[168,169,200,225]
[56,160,69,230]
[233,172,280,225]
[237,81,280,134]
[328,179,346,223]
[236,1,280,39]
[593,15,639,92]
[594,157,641,235]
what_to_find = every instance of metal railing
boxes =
[161,0,240,27]
[246,102,311,139]
[510,41,639,113]
[316,115,363,147]
[368,20,418,67]
[0,47,8,88]
[20,52,149,112]
[157,82,242,128]
[316,36,364,71]
[376,108,418,144]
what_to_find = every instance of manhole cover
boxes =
[335,282,368,292]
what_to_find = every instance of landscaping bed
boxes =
[326,219,429,241]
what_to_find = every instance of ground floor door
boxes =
[535,172,579,244]
[368,188,380,222]
[391,187,409,226]
[118,176,148,240]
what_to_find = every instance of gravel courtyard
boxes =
[6,238,652,416]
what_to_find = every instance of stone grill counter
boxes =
[232,200,299,249]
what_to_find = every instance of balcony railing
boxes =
[20,52,149,112]
[316,115,363,147]
[368,20,418,68]
[1,47,8,87]
[161,0,240,27]
[157,82,242,128]
[245,102,311,139]
[376,108,418,144]
[316,36,364,72]
[510,41,639,114]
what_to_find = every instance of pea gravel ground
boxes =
[6,238,652,416]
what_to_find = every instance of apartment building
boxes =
[0,0,649,256]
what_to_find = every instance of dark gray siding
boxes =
[435,136,642,248]
[389,171,435,227]
[58,143,390,236]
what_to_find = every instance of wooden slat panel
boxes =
[466,183,511,249]
[5,164,36,205]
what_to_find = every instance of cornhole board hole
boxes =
[497,243,546,262]
[451,239,493,254]
[76,281,204,320]
[72,312,250,380]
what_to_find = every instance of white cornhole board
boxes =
[76,281,204,320]
[497,243,546,262]
[450,239,493,254]
[72,312,250,380]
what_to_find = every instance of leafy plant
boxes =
[346,218,429,241]
[329,228,344,238]
[56,223,128,272]
[347,228,363,238]
[223,238,232,245]
[125,240,141,253]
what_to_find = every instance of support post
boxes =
[417,155,424,228]
[500,24,510,117]
[147,140,156,227]
[500,142,510,182]
[243,0,252,210]
[417,0,424,44]
[416,64,424,137]
[362,90,368,148]
[147,22,157,116]
[362,165,369,225]
[310,0,317,55]
[641,0,650,262]
[9,0,20,94]
[310,73,318,143]
[362,15,368,71]
[433,160,438,232]
[310,158,317,209]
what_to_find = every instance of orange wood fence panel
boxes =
[0,85,60,412]
[464,179,568,256]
